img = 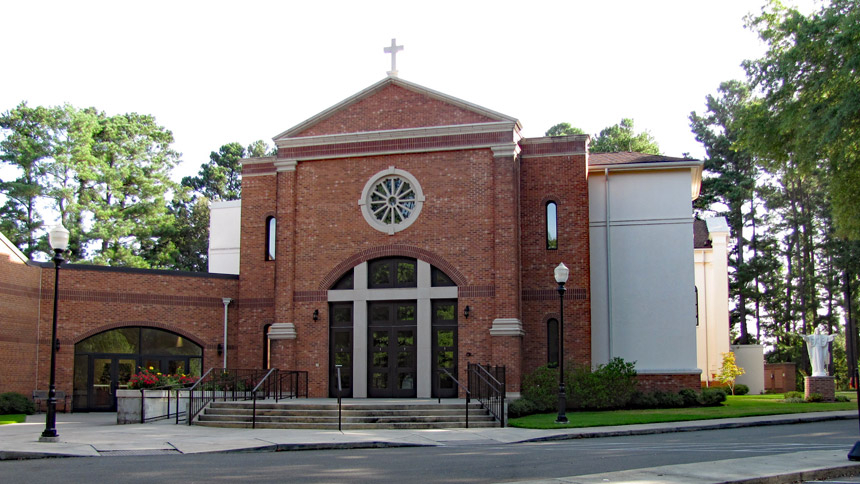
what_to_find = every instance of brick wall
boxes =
[0,237,40,396]
[764,362,796,393]
[636,373,701,393]
[293,84,496,138]
[33,264,238,398]
[519,144,592,376]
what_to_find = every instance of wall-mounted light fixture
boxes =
[464,305,470,319]
[313,309,319,321]
[217,343,223,356]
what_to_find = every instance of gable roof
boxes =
[588,152,697,166]
[588,152,704,200]
[274,77,521,141]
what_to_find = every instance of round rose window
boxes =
[359,167,425,234]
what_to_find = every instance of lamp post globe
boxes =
[554,262,569,424]
[40,223,68,442]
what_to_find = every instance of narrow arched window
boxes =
[546,202,558,250]
[265,216,276,261]
[547,318,559,367]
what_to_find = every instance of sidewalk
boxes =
[2,410,859,483]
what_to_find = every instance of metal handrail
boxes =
[186,368,269,425]
[275,370,309,401]
[137,385,189,424]
[336,365,343,431]
[186,368,214,425]
[468,363,506,427]
[251,368,279,429]
[438,368,471,428]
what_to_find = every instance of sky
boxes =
[1,0,818,182]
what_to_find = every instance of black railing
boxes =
[137,386,189,424]
[468,363,506,427]
[186,368,310,425]
[186,368,269,425]
[275,370,309,401]
[335,365,343,431]
[251,368,279,429]
[438,368,471,428]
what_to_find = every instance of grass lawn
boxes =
[508,393,858,429]
[0,414,27,425]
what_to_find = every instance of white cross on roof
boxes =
[384,38,404,77]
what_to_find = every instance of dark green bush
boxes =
[784,391,804,400]
[701,388,727,406]
[652,391,684,408]
[0,392,35,415]
[836,395,850,403]
[805,392,823,403]
[629,391,658,409]
[507,398,538,418]
[521,358,638,412]
[520,365,560,412]
[679,388,703,407]
[733,384,749,395]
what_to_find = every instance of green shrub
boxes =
[523,358,638,412]
[568,358,637,410]
[507,398,538,418]
[679,388,703,407]
[784,397,805,403]
[0,392,35,415]
[805,392,823,403]
[701,388,727,406]
[733,384,749,395]
[521,365,560,412]
[784,391,803,400]
[629,391,658,409]
[652,391,684,408]
[836,395,850,403]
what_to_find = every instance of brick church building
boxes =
[1,75,704,410]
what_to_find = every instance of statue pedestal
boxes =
[804,376,836,402]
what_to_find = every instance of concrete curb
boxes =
[515,412,859,444]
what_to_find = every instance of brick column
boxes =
[274,160,298,370]
[490,144,523,391]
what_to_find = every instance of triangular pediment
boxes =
[274,77,520,140]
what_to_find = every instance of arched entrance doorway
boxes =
[73,327,203,411]
[327,257,458,398]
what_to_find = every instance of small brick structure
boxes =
[804,376,836,402]
[765,363,796,393]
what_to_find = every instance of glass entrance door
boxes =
[90,357,136,411]
[368,301,417,398]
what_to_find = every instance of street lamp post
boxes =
[554,262,569,424]
[40,223,69,442]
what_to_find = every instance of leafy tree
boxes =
[545,122,585,137]
[717,351,745,395]
[690,81,758,342]
[76,110,179,267]
[0,103,59,256]
[148,189,210,272]
[182,142,244,202]
[743,0,860,239]
[246,139,277,158]
[590,118,660,154]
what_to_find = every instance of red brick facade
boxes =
[0,77,699,404]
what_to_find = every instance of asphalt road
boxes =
[1,420,857,483]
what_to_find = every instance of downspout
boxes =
[604,168,613,360]
[702,253,710,386]
[222,298,232,368]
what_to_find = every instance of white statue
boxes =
[801,327,836,377]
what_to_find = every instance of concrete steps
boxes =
[194,401,501,429]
